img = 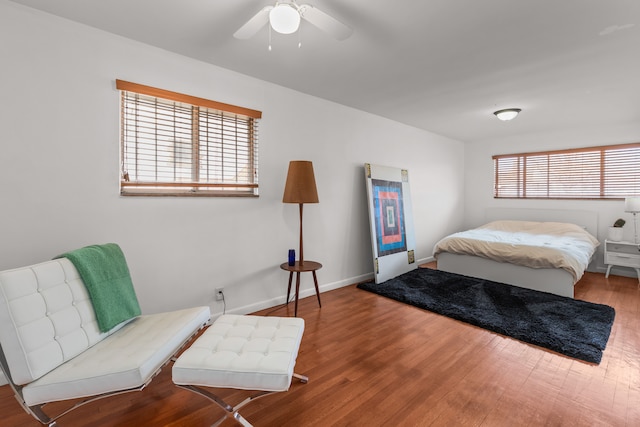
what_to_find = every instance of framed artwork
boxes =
[364,163,417,283]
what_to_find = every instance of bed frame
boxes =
[437,208,598,299]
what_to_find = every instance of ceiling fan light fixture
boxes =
[269,4,300,34]
[493,108,522,121]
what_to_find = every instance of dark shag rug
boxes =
[357,268,615,364]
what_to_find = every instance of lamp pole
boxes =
[298,203,305,264]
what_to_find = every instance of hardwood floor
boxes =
[2,265,639,426]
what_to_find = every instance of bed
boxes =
[433,209,600,298]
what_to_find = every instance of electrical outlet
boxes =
[215,288,224,301]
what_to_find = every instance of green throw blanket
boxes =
[58,243,141,332]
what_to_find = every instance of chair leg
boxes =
[210,393,267,427]
[177,373,308,426]
[293,372,309,383]
[177,385,275,427]
[232,412,254,427]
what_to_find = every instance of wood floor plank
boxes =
[1,266,638,426]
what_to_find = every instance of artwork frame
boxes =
[364,163,417,283]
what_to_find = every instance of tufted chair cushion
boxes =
[22,306,210,406]
[0,255,212,416]
[173,314,305,392]
[0,258,119,385]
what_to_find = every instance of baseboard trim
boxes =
[417,256,434,265]
[593,265,639,280]
[209,271,375,318]
[208,258,437,318]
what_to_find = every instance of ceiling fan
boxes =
[234,1,353,41]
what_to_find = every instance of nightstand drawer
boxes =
[606,242,640,255]
[605,252,640,268]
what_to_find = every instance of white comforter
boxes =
[433,220,600,281]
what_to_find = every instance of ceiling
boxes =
[11,0,640,142]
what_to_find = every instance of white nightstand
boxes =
[604,239,640,285]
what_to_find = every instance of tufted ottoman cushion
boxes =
[172,314,305,392]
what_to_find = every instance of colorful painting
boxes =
[372,179,406,256]
[365,163,416,283]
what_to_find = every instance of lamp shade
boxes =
[625,197,640,213]
[283,161,319,204]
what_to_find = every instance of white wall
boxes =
[0,1,464,318]
[465,124,640,274]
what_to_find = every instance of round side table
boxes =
[279,261,322,317]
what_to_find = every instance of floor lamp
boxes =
[283,161,319,265]
[625,197,640,244]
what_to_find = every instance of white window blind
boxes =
[116,80,261,197]
[493,143,640,199]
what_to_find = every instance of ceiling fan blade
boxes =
[233,6,273,39]
[298,4,353,41]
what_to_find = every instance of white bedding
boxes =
[433,220,599,282]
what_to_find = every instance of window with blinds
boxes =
[116,80,261,197]
[493,143,640,199]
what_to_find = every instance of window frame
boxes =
[116,80,261,197]
[493,142,640,200]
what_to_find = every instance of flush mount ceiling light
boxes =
[493,108,522,121]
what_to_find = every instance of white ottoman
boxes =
[172,315,307,426]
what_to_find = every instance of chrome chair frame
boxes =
[177,373,309,427]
